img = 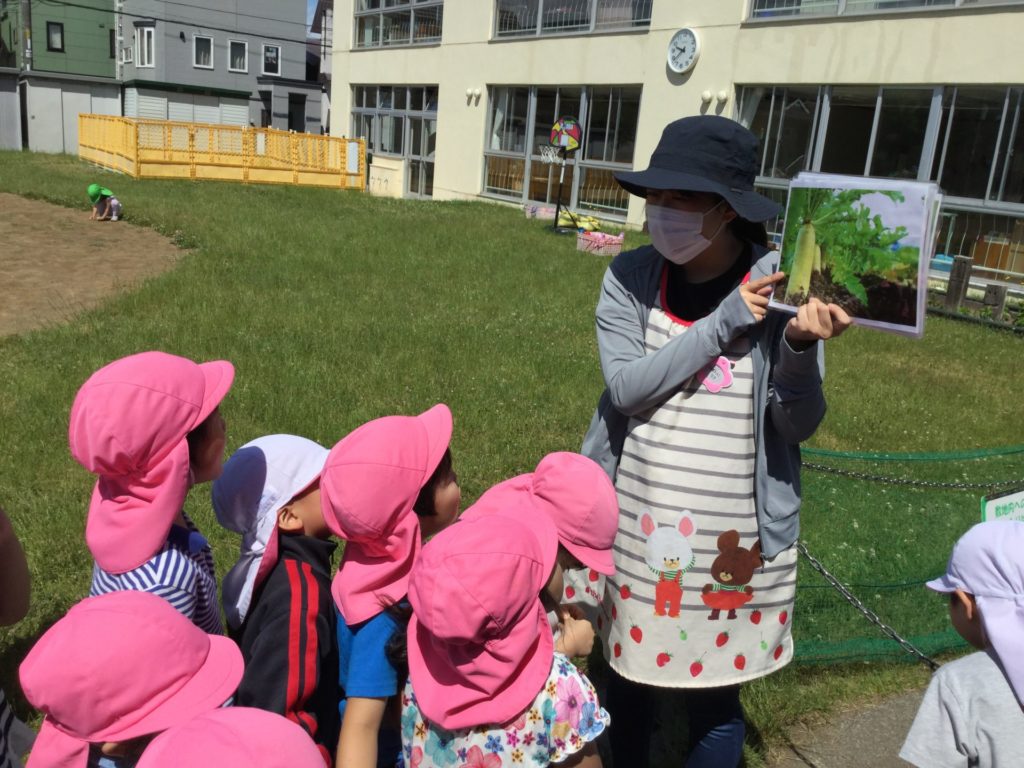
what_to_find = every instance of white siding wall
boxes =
[124,87,138,118]
[221,98,249,125]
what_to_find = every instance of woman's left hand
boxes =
[785,297,852,348]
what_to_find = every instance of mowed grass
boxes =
[3,150,1024,765]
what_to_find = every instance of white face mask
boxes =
[646,201,725,265]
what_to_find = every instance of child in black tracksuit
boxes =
[212,434,341,765]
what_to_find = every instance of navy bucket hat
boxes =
[614,115,782,223]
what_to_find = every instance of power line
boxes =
[31,0,314,46]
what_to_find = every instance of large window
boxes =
[738,84,1024,206]
[193,35,213,69]
[352,85,438,197]
[484,85,641,216]
[749,0,1019,19]
[354,0,443,49]
[495,0,652,37]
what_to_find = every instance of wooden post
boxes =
[983,284,1009,321]
[945,255,973,312]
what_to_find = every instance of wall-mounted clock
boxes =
[667,28,700,75]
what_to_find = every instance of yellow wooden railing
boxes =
[79,114,366,190]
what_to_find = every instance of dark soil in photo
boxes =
[784,268,919,327]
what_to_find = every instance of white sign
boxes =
[981,488,1024,523]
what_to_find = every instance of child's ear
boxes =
[953,588,977,620]
[277,505,304,533]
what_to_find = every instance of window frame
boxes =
[227,39,248,73]
[353,0,444,49]
[192,34,214,70]
[46,21,64,53]
[739,82,1024,213]
[351,84,439,159]
[136,26,155,68]
[481,83,642,218]
[493,0,653,40]
[261,43,281,76]
[748,0,1024,21]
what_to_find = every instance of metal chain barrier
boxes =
[803,444,1024,462]
[803,462,1019,492]
[797,542,940,671]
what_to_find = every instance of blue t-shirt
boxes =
[336,605,401,718]
[337,605,404,768]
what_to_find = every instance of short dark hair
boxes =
[185,409,218,463]
[413,448,454,518]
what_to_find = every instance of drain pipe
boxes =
[19,0,31,70]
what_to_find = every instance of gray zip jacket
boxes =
[580,243,825,560]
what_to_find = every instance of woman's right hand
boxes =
[738,271,786,322]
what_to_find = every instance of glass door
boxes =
[407,116,436,198]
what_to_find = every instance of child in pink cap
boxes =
[19,590,243,768]
[136,707,325,768]
[403,512,609,768]
[212,434,339,764]
[69,351,234,634]
[462,451,618,654]
[900,520,1024,768]
[319,404,461,768]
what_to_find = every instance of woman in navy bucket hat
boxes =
[581,115,852,767]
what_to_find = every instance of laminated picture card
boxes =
[770,173,942,337]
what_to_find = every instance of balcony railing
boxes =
[495,0,652,38]
[750,0,1023,19]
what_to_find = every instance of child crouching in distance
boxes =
[136,708,325,768]
[19,591,243,768]
[87,184,122,221]
[900,520,1024,767]
[403,512,609,768]
[462,451,619,651]
[212,435,339,764]
[69,351,234,634]
[319,404,461,768]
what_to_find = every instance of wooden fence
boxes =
[79,114,365,190]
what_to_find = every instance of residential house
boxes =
[311,0,333,132]
[0,0,120,152]
[119,0,321,131]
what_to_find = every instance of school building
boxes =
[329,0,1024,271]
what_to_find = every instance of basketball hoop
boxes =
[538,144,563,165]
[546,115,582,233]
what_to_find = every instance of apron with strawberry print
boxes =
[599,298,797,687]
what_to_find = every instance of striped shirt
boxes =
[90,512,222,635]
[0,688,14,768]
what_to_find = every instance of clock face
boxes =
[667,28,700,74]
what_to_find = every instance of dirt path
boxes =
[0,193,182,337]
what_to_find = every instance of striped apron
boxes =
[599,299,797,687]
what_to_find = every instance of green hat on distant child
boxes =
[87,183,112,204]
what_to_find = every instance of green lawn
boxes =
[2,151,1023,765]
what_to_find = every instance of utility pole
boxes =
[18,0,30,70]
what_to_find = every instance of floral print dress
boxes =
[400,653,610,767]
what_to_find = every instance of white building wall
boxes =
[0,74,22,150]
[24,79,120,153]
[330,0,1024,225]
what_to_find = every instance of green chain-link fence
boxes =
[792,444,1023,666]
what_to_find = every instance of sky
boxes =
[307,0,317,29]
